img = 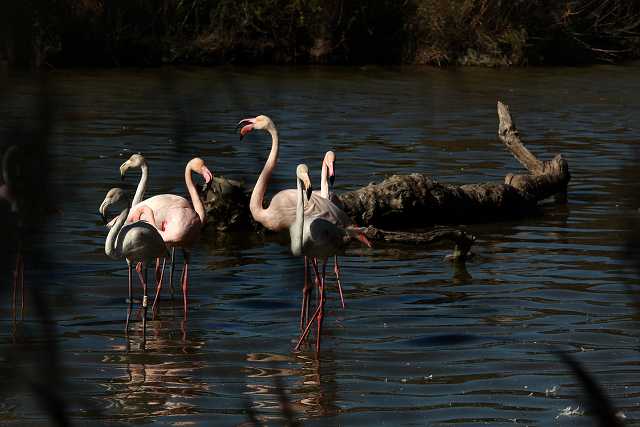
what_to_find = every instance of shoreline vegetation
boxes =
[2,0,640,69]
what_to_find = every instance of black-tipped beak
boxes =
[329,174,335,187]
[306,185,313,202]
[101,213,107,225]
[236,119,255,140]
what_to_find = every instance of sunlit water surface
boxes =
[1,65,640,426]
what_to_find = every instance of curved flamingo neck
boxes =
[131,205,158,227]
[105,207,129,259]
[132,163,148,207]
[250,126,279,225]
[185,162,206,224]
[290,176,304,256]
[320,159,329,199]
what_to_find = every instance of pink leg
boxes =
[182,250,191,319]
[125,261,133,333]
[136,263,149,340]
[300,256,312,331]
[295,299,322,350]
[152,258,166,319]
[315,259,328,353]
[295,259,325,351]
[334,255,344,309]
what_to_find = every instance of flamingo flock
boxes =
[97,115,369,352]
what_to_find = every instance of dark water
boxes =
[1,64,640,425]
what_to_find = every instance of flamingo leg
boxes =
[125,261,133,333]
[136,263,149,342]
[295,300,322,350]
[300,256,311,331]
[316,259,328,353]
[151,257,166,319]
[334,255,345,309]
[182,250,191,319]
[295,259,324,351]
[169,247,176,299]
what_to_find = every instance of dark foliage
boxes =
[1,0,639,68]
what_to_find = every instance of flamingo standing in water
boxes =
[318,150,347,309]
[236,116,370,342]
[119,154,173,297]
[120,156,213,319]
[289,164,368,352]
[99,188,168,333]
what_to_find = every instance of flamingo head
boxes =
[347,227,372,248]
[324,150,336,187]
[296,163,312,202]
[99,187,129,225]
[236,115,273,140]
[120,153,146,180]
[189,157,213,184]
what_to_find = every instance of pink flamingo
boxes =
[237,116,370,339]
[121,156,213,319]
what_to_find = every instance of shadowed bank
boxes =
[2,0,640,68]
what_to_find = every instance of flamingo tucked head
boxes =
[236,115,273,140]
[296,163,313,202]
[188,157,213,184]
[99,187,129,224]
[323,150,336,187]
[119,153,146,180]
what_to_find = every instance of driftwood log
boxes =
[200,101,571,260]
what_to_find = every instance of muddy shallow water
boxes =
[1,64,640,425]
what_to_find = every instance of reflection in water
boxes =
[243,351,339,422]
[100,318,208,421]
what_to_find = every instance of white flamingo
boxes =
[99,188,168,333]
[289,164,367,352]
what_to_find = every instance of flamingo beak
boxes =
[236,118,256,140]
[328,162,335,187]
[119,161,129,180]
[98,201,108,225]
[302,175,312,201]
[202,166,213,184]
[355,231,372,248]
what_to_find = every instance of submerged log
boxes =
[340,101,570,227]
[201,101,570,253]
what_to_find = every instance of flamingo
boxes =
[121,157,213,319]
[318,150,347,309]
[99,188,168,333]
[118,154,175,291]
[0,146,24,323]
[289,164,368,352]
[237,116,370,331]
